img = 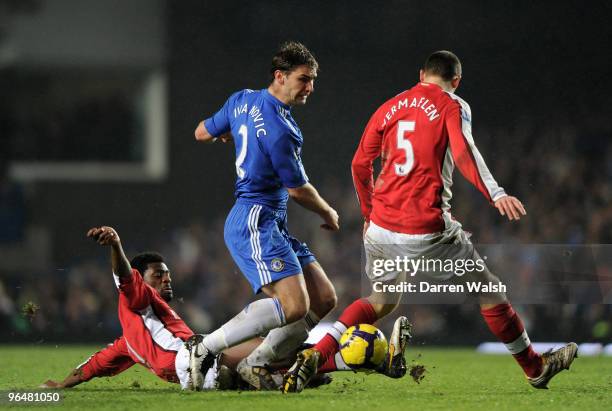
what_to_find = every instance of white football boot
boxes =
[527,342,578,389]
[185,334,215,391]
[377,316,413,378]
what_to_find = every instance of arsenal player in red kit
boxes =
[284,51,577,393]
[41,226,267,390]
[40,226,196,388]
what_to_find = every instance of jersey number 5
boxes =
[235,124,248,178]
[394,120,415,176]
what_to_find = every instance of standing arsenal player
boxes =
[284,51,577,393]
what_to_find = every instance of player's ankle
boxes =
[313,348,328,367]
[522,353,543,378]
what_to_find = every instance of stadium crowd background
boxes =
[1,0,610,345]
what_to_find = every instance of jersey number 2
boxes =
[394,120,415,176]
[235,124,248,178]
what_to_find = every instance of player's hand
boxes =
[320,207,340,231]
[219,132,233,143]
[40,380,63,389]
[87,226,121,246]
[494,196,526,221]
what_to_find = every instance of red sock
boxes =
[314,298,378,365]
[318,354,338,373]
[481,303,542,378]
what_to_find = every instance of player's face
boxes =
[282,65,316,105]
[143,262,173,302]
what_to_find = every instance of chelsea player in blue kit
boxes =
[188,42,338,390]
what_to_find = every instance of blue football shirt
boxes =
[204,89,308,209]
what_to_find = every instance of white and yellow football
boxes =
[339,324,388,370]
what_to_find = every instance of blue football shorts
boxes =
[224,200,316,293]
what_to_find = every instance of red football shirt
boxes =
[114,269,193,383]
[352,82,507,234]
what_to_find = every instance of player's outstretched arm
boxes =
[41,338,136,389]
[287,183,339,231]
[494,196,526,221]
[86,226,131,278]
[40,369,84,389]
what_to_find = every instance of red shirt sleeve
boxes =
[445,101,506,204]
[351,109,384,221]
[79,337,135,381]
[116,268,154,311]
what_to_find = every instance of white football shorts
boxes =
[364,220,481,283]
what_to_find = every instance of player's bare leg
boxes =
[240,262,336,390]
[220,337,264,369]
[189,274,308,390]
[304,261,337,319]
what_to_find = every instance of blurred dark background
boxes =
[1,0,610,345]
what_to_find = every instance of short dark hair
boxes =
[130,252,164,275]
[270,41,319,78]
[423,50,462,81]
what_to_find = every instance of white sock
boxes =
[328,320,348,343]
[333,351,353,371]
[203,298,286,354]
[245,310,320,366]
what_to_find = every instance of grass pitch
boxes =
[1,345,610,410]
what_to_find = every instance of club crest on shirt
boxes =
[270,258,285,272]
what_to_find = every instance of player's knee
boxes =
[266,273,311,323]
[280,294,310,324]
[318,286,337,316]
[293,301,311,323]
[370,302,397,319]
[305,265,337,317]
[472,270,507,304]
[309,277,337,317]
[284,303,309,324]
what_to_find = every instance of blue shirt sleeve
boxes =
[269,131,308,188]
[204,93,237,137]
